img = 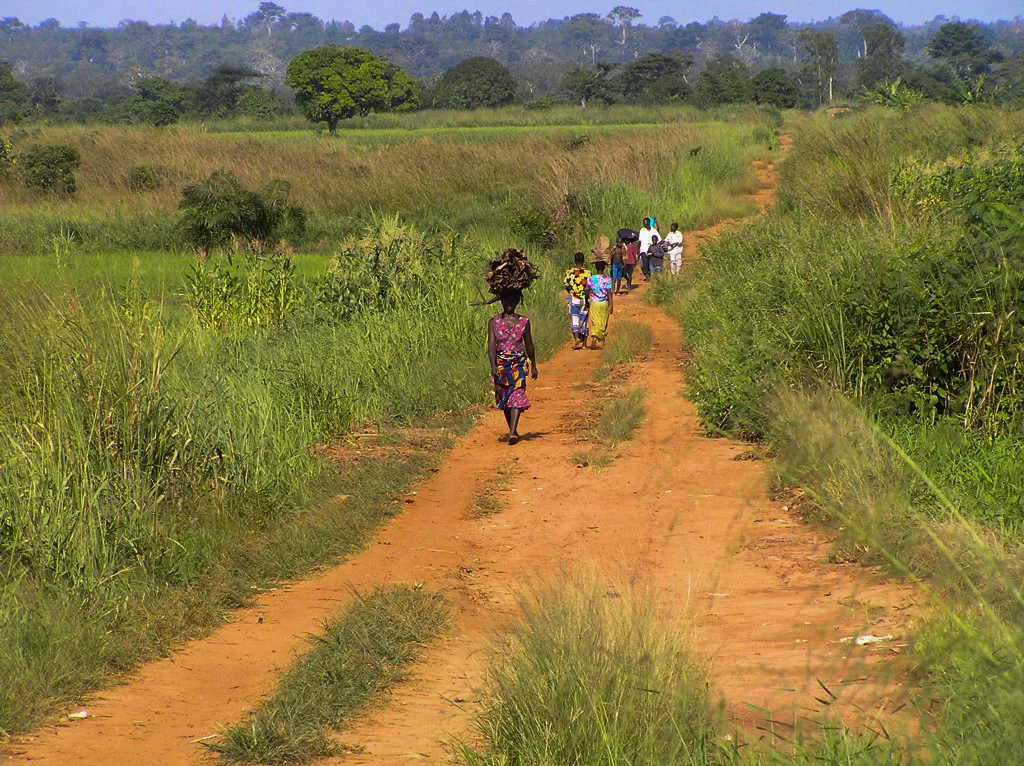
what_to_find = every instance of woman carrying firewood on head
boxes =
[485,248,540,445]
[488,290,537,445]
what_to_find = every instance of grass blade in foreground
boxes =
[457,578,712,765]
[212,586,448,764]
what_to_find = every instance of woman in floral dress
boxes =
[488,290,539,445]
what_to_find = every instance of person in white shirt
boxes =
[665,222,684,275]
[638,217,660,281]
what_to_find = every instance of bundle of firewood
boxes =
[485,247,539,295]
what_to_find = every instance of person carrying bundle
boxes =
[586,253,614,349]
[485,248,540,445]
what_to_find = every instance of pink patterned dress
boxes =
[492,314,531,411]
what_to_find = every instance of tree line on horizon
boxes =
[0,4,1022,126]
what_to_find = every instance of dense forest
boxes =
[1,5,1023,123]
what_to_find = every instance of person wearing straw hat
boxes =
[585,253,614,349]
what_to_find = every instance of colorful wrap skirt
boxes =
[568,295,589,337]
[494,352,531,410]
[589,300,610,340]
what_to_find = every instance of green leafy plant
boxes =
[185,251,300,330]
[860,77,925,109]
[566,133,591,150]
[316,216,459,320]
[20,144,81,195]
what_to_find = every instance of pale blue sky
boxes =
[5,0,1021,29]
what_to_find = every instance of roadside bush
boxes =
[127,165,160,192]
[20,144,80,195]
[896,146,1024,250]
[177,171,307,254]
[508,205,558,250]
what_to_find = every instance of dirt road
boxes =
[7,148,917,764]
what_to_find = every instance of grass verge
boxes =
[595,319,653,379]
[595,387,647,446]
[456,577,711,765]
[212,586,449,764]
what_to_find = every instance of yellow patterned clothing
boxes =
[563,267,591,299]
[589,300,610,340]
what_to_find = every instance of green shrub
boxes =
[127,165,160,192]
[566,133,591,150]
[895,146,1024,250]
[861,77,926,109]
[0,136,14,179]
[235,88,284,120]
[508,205,558,250]
[20,144,80,195]
[177,171,307,254]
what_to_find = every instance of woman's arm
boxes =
[608,284,614,314]
[524,319,538,379]
[487,317,498,377]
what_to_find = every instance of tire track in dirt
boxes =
[5,141,918,765]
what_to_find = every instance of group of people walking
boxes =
[487,216,684,444]
[561,217,684,351]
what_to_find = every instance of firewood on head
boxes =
[484,247,540,295]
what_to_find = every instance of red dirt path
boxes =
[5,142,919,765]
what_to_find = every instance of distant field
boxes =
[0,104,777,257]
